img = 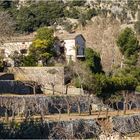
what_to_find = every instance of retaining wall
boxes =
[8,67,64,94]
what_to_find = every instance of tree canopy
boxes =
[117,27,140,57]
[12,1,65,33]
[0,0,14,10]
[29,27,55,66]
[94,74,138,100]
[85,48,103,73]
[67,0,86,7]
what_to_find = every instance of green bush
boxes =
[94,74,138,99]
[67,0,86,7]
[85,8,97,20]
[85,48,103,73]
[136,86,140,92]
[64,8,80,19]
[117,27,140,57]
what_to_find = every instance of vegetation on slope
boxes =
[1,0,139,34]
[0,0,140,102]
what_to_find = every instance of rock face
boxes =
[112,114,140,134]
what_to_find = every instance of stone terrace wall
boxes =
[0,119,101,139]
[0,95,108,116]
[112,114,140,134]
[8,67,64,94]
[0,80,33,94]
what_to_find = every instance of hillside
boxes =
[1,0,139,71]
[0,1,140,139]
[74,17,122,72]
[56,16,138,72]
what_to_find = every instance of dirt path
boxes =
[1,109,140,123]
[44,110,140,121]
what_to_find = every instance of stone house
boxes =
[0,35,33,66]
[0,41,32,66]
[0,33,86,66]
[55,34,86,63]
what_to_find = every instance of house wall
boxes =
[0,41,32,66]
[64,39,76,62]
[0,42,32,57]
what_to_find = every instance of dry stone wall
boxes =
[0,119,101,139]
[0,80,33,94]
[112,114,140,134]
[0,95,91,116]
[8,67,64,94]
[0,95,108,116]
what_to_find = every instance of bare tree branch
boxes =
[0,11,15,44]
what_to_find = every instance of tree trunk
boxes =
[52,85,55,95]
[123,91,127,115]
[58,110,61,120]
[123,102,126,115]
[80,84,84,94]
[128,103,131,110]
[67,108,70,116]
[40,110,44,121]
[78,103,81,115]
[12,111,15,121]
[5,109,8,122]
[33,86,36,96]
[98,108,101,118]
[88,104,92,115]
[65,98,71,116]
[121,55,124,68]
[116,102,119,116]
[18,107,20,117]
[65,85,68,95]
[116,102,119,110]
[105,108,109,118]
[67,103,71,116]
